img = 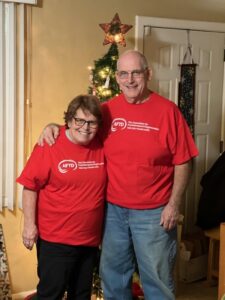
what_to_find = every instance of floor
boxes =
[16,280,218,300]
[177,280,218,300]
[90,280,218,300]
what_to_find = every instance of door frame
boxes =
[135,16,225,151]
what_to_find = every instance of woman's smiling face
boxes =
[67,108,99,145]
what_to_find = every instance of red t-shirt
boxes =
[17,127,106,246]
[101,93,198,209]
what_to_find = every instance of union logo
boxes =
[58,160,77,174]
[111,118,127,132]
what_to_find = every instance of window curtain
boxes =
[0,2,25,210]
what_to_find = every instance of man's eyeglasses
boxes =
[117,69,147,80]
[73,117,98,128]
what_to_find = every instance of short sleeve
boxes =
[16,144,51,190]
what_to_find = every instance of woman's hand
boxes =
[22,224,38,250]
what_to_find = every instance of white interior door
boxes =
[135,17,225,233]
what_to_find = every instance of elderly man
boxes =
[39,50,198,300]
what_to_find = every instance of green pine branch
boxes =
[88,44,120,102]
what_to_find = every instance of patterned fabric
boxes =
[178,64,197,135]
[0,224,12,300]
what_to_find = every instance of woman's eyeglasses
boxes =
[73,117,98,128]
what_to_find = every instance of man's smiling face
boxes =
[116,51,152,104]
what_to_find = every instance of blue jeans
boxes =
[100,203,177,300]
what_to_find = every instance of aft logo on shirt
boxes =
[58,160,77,173]
[111,118,127,132]
[58,159,104,173]
[111,117,159,133]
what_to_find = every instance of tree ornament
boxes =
[99,13,133,46]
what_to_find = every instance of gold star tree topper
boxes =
[99,13,133,47]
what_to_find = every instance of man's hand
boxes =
[160,202,180,231]
[160,161,192,231]
[38,123,60,146]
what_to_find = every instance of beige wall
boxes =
[30,0,225,146]
[0,210,38,296]
[1,0,225,296]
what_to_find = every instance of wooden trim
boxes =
[219,223,225,299]
[0,2,4,211]
[17,3,25,209]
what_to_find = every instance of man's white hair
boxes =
[117,50,149,70]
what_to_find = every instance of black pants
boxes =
[36,238,98,300]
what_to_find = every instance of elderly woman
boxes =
[17,95,106,300]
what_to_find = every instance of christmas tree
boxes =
[88,13,132,102]
[88,43,120,102]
